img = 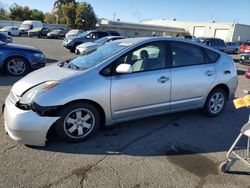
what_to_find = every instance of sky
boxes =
[1,0,250,24]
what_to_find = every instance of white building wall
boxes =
[141,19,236,42]
[232,24,250,42]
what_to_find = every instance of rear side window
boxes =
[171,42,205,67]
[205,49,220,63]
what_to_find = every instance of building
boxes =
[97,19,189,38]
[141,19,250,42]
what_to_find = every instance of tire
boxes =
[8,32,11,36]
[56,102,101,142]
[4,56,30,76]
[220,160,231,173]
[203,88,226,117]
[233,49,238,54]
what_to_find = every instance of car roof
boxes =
[112,37,223,54]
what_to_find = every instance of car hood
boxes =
[0,28,8,32]
[77,42,100,48]
[5,43,40,52]
[12,64,81,96]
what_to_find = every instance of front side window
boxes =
[171,42,205,67]
[114,42,166,73]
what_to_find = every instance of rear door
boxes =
[170,41,216,110]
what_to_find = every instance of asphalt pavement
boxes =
[0,37,250,188]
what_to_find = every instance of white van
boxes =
[19,20,43,35]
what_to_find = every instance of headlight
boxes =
[34,53,45,59]
[19,81,59,105]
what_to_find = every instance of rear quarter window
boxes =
[205,49,220,63]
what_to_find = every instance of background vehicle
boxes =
[65,29,84,38]
[0,33,12,43]
[47,28,67,39]
[63,30,120,52]
[19,20,43,36]
[239,41,250,53]
[3,37,237,146]
[0,26,20,36]
[239,53,250,65]
[193,37,227,52]
[0,41,46,76]
[28,27,50,38]
[75,36,125,54]
[225,42,239,54]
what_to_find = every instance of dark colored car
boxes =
[0,41,46,76]
[193,37,227,52]
[239,53,250,65]
[0,33,12,43]
[239,41,250,53]
[62,30,120,52]
[47,29,67,39]
[28,27,50,38]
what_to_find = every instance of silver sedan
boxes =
[3,37,238,146]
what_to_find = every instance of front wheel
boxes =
[4,56,29,76]
[56,102,101,142]
[203,88,226,117]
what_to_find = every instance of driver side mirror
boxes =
[116,64,132,74]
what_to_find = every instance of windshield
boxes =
[69,30,79,34]
[52,29,61,33]
[242,42,250,46]
[66,41,132,69]
[20,23,31,29]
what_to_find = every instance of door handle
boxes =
[158,76,169,83]
[224,70,231,74]
[205,70,214,76]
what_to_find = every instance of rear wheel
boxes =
[203,88,226,117]
[56,102,101,142]
[4,56,29,76]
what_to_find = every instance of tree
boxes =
[75,2,97,30]
[0,8,9,20]
[54,0,76,6]
[9,4,32,21]
[44,13,56,24]
[60,2,76,28]
[31,9,44,21]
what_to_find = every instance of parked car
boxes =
[0,26,20,36]
[0,41,46,76]
[75,36,125,54]
[19,20,43,36]
[65,29,84,38]
[0,33,12,43]
[63,30,120,52]
[3,37,237,146]
[28,27,50,38]
[47,29,67,39]
[193,37,227,52]
[224,42,239,54]
[239,53,250,65]
[239,41,250,53]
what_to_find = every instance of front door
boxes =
[110,42,171,120]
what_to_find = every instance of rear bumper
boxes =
[3,95,59,146]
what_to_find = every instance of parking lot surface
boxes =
[0,37,250,187]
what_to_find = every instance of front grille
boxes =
[8,92,19,104]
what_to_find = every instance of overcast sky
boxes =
[2,0,249,24]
